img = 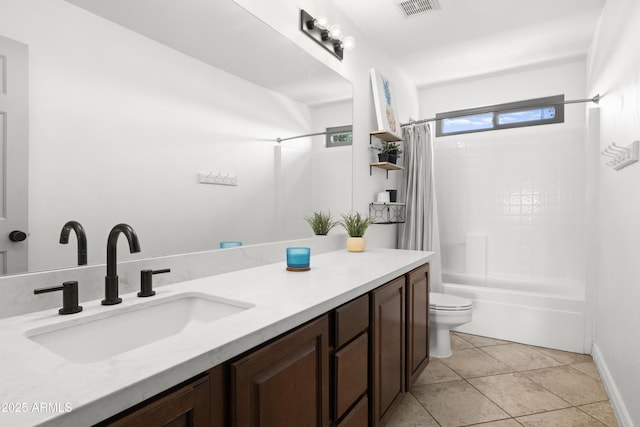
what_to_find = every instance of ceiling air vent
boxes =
[396,0,442,18]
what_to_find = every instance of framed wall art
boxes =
[370,68,401,139]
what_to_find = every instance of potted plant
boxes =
[340,211,373,252]
[376,141,402,164]
[304,211,338,236]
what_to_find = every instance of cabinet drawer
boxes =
[334,332,368,420]
[100,375,210,427]
[336,396,368,427]
[335,294,369,348]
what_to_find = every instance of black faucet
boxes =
[102,223,141,305]
[59,220,88,266]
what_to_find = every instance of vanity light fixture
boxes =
[300,9,354,61]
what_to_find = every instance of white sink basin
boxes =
[25,292,253,364]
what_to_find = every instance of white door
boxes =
[0,36,29,275]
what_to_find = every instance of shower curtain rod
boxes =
[275,131,330,143]
[399,94,601,128]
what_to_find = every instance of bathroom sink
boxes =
[25,293,253,364]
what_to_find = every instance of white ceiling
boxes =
[65,0,606,96]
[334,0,606,87]
[64,0,352,106]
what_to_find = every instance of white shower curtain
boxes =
[398,122,443,291]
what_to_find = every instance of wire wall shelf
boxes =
[369,202,405,224]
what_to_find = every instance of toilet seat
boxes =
[430,293,472,311]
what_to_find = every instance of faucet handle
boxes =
[34,281,83,315]
[138,268,171,297]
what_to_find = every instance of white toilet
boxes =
[429,292,473,358]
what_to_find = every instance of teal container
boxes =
[286,247,311,268]
[220,241,242,248]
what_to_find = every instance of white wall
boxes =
[0,0,355,271]
[421,61,587,285]
[587,0,640,424]
[0,0,418,275]
[278,100,354,240]
[311,101,353,225]
[236,0,419,248]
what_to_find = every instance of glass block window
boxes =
[436,95,564,137]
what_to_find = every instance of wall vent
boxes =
[396,0,442,18]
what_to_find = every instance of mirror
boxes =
[5,0,352,276]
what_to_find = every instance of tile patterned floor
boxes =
[384,332,618,427]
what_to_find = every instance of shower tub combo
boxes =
[443,271,587,353]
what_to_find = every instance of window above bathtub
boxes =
[325,125,353,147]
[435,95,565,137]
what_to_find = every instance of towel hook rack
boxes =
[600,140,639,170]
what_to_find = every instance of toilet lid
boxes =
[430,293,473,311]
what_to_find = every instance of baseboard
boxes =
[591,343,635,426]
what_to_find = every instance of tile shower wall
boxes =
[435,126,586,283]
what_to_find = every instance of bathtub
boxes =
[442,272,587,353]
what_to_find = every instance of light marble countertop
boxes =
[0,248,433,426]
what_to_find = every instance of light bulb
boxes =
[314,16,328,30]
[328,24,342,40]
[341,36,356,50]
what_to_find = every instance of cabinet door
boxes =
[371,276,405,426]
[406,263,430,387]
[102,375,211,427]
[231,315,329,427]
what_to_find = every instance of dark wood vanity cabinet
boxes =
[370,263,431,426]
[97,373,212,427]
[332,294,369,426]
[406,263,430,387]
[97,263,429,427]
[371,276,406,426]
[230,315,330,427]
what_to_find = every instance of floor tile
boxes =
[451,332,475,350]
[382,392,439,427]
[532,346,593,365]
[412,380,509,426]
[470,420,523,427]
[386,333,616,427]
[469,372,570,417]
[454,332,511,347]
[570,361,601,380]
[440,347,513,378]
[481,343,563,372]
[579,401,619,426]
[414,358,462,385]
[517,407,606,426]
[522,365,608,405]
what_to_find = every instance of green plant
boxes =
[340,211,373,237]
[376,141,402,155]
[304,211,338,235]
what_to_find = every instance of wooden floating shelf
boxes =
[369,162,403,178]
[370,130,402,142]
[369,162,403,171]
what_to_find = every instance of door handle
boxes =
[9,230,27,242]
